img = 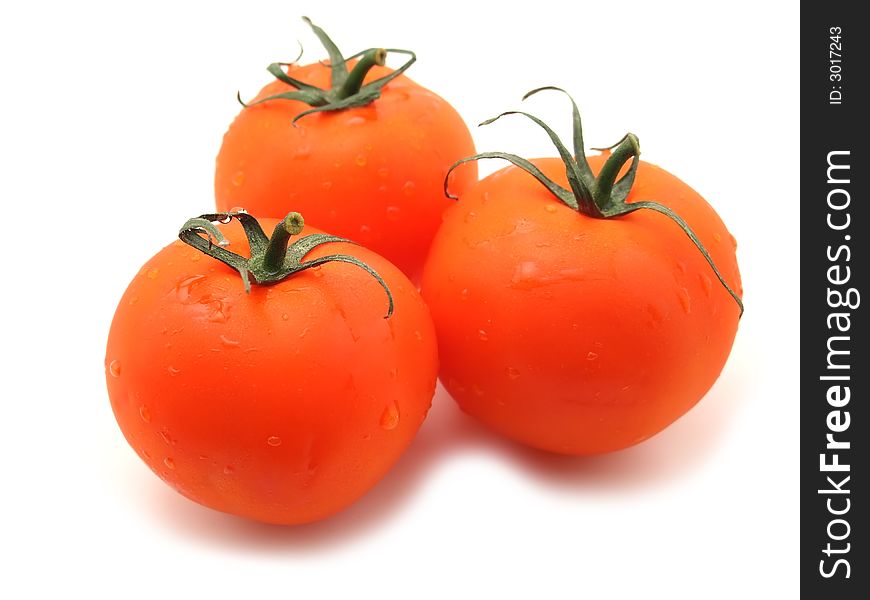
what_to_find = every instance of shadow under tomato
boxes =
[143,366,747,550]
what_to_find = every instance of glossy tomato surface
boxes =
[106,218,438,524]
[421,155,742,455]
[215,62,477,282]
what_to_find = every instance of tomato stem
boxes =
[179,211,394,317]
[236,18,415,123]
[444,88,744,317]
[336,48,387,99]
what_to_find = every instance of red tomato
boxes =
[421,89,742,455]
[215,19,476,281]
[105,212,438,524]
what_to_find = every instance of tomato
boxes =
[105,211,438,524]
[215,18,476,282]
[421,88,743,455]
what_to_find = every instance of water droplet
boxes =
[698,272,713,298]
[389,367,398,379]
[281,313,289,321]
[677,287,692,314]
[267,436,282,447]
[359,224,372,239]
[298,327,309,339]
[379,401,400,430]
[108,359,122,378]
[322,181,333,191]
[460,288,469,301]
[478,329,489,341]
[713,232,722,243]
[346,115,366,126]
[506,366,521,380]
[189,252,201,262]
[139,406,152,423]
[413,330,423,342]
[402,181,416,196]
[646,304,664,325]
[586,351,599,361]
[355,154,367,167]
[482,191,490,203]
[545,204,558,213]
[229,206,247,214]
[163,457,176,470]
[232,171,245,187]
[676,261,687,275]
[167,365,181,376]
[464,211,477,223]
[293,146,311,159]
[223,465,234,475]
[159,431,174,445]
[472,384,485,397]
[385,206,400,221]
[220,334,240,348]
[146,267,160,280]
[218,214,232,224]
[217,238,231,247]
[377,167,390,178]
[142,449,151,459]
[128,296,139,306]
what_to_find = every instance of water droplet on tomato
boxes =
[189,252,201,262]
[402,181,416,196]
[378,167,390,178]
[163,457,176,470]
[698,272,713,298]
[389,367,398,379]
[146,267,160,280]
[167,366,181,376]
[675,261,687,275]
[322,181,333,191]
[346,115,366,126]
[464,211,477,223]
[355,154,367,167]
[220,334,240,348]
[414,330,423,342]
[293,146,311,159]
[472,384,485,397]
[139,406,151,423]
[359,224,372,240]
[267,436,282,447]
[506,366,521,380]
[299,327,309,339]
[713,232,722,243]
[545,204,558,213]
[229,206,247,214]
[281,313,289,321]
[223,465,234,475]
[478,329,489,341]
[218,214,233,224]
[460,288,469,301]
[586,352,599,361]
[142,449,152,459]
[677,287,692,314]
[232,171,245,187]
[379,401,400,430]
[386,206,400,221]
[108,360,121,378]
[128,296,139,306]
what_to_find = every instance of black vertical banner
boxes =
[801,4,867,597]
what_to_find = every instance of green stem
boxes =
[335,48,386,99]
[592,133,639,210]
[179,211,395,317]
[262,212,304,274]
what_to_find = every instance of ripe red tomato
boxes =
[215,18,477,281]
[421,88,743,455]
[105,211,438,524]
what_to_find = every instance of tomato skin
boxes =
[105,219,438,524]
[215,63,477,282]
[421,156,742,455]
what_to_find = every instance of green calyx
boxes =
[445,86,744,317]
[237,16,415,123]
[178,211,394,318]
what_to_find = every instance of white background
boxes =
[1,1,799,598]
